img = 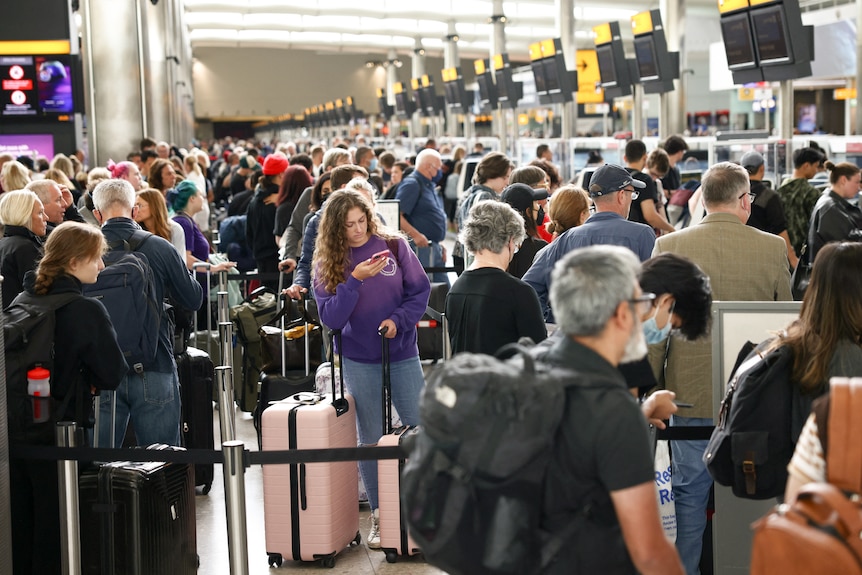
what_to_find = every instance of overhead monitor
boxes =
[595,44,617,87]
[531,60,548,96]
[476,72,497,108]
[1,54,78,119]
[751,5,792,65]
[541,58,559,94]
[720,12,757,69]
[633,36,660,82]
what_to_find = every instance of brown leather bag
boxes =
[750,378,862,575]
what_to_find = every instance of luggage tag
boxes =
[276,391,323,406]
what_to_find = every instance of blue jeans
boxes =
[416,242,450,286]
[670,415,714,575]
[342,355,425,510]
[95,370,182,448]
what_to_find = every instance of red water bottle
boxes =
[27,367,51,423]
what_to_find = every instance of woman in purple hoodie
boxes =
[313,189,431,549]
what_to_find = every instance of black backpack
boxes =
[4,291,81,445]
[704,340,808,499]
[83,230,160,374]
[400,345,586,575]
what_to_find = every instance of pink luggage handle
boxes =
[378,326,393,435]
[329,329,350,416]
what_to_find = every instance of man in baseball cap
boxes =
[523,164,656,322]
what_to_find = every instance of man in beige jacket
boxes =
[652,161,791,574]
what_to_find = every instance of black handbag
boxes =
[791,245,811,301]
[259,298,323,374]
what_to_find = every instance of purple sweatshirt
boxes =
[314,235,431,364]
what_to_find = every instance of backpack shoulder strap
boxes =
[126,229,153,252]
[12,291,81,312]
[825,378,862,492]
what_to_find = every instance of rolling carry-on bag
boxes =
[417,284,449,361]
[79,443,198,575]
[254,294,318,450]
[376,326,422,563]
[176,346,215,493]
[261,329,361,568]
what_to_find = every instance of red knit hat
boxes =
[262,152,288,176]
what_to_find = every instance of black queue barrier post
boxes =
[223,440,250,575]
[56,422,82,575]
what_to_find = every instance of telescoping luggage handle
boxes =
[379,326,393,435]
[329,329,349,416]
[192,261,213,357]
[418,306,451,361]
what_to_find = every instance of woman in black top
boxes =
[0,189,47,308]
[10,222,128,575]
[446,200,547,355]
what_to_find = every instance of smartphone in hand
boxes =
[371,249,390,262]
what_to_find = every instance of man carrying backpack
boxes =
[540,246,683,575]
[91,180,203,447]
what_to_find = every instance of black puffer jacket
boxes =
[0,225,43,309]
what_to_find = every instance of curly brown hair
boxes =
[34,222,107,295]
[313,189,400,294]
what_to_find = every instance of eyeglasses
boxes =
[628,292,656,316]
[621,187,640,201]
[738,191,756,203]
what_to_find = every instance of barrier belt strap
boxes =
[656,426,714,441]
[9,444,407,468]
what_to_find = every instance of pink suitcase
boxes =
[376,326,424,563]
[261,330,360,569]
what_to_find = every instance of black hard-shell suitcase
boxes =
[79,445,198,575]
[176,346,215,493]
[417,283,449,361]
[253,296,316,450]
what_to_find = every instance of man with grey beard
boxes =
[539,245,683,575]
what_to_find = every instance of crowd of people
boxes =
[2,131,860,575]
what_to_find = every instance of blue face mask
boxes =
[369,158,378,172]
[642,300,674,345]
[431,168,444,184]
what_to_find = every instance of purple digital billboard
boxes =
[0,134,55,161]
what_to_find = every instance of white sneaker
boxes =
[367,509,381,549]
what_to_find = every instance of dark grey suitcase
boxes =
[79,444,197,575]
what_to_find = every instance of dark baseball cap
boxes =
[740,151,764,174]
[501,183,549,212]
[588,164,646,197]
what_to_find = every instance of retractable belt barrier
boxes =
[9,443,407,467]
[656,426,714,441]
[422,266,459,274]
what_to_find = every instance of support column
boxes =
[557,0,577,140]
[660,0,685,135]
[444,21,460,137]
[633,84,645,139]
[778,81,794,139]
[412,40,426,139]
[490,0,508,156]
[386,49,399,138]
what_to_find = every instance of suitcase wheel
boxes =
[321,554,336,569]
[351,531,362,546]
[267,553,283,567]
[385,550,398,564]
